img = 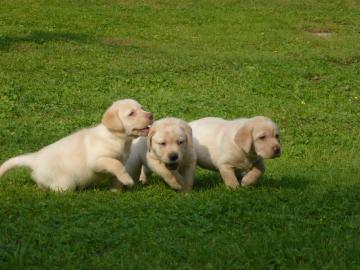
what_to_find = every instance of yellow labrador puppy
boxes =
[0,99,153,192]
[126,118,196,191]
[189,116,281,188]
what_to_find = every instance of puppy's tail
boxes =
[0,154,34,177]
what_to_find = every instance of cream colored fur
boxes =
[189,116,281,188]
[126,118,196,191]
[0,99,153,192]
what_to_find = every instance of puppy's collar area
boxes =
[102,124,128,139]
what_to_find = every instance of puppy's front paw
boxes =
[139,170,149,184]
[225,181,240,189]
[172,183,184,191]
[241,175,260,187]
[139,176,148,185]
[119,174,135,187]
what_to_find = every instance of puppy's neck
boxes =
[100,124,132,142]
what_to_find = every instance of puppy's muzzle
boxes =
[273,145,281,157]
[168,153,178,162]
[146,113,153,121]
[165,153,179,170]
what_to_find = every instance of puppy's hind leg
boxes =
[48,177,76,192]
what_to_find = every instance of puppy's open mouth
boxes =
[133,125,151,136]
[165,163,179,171]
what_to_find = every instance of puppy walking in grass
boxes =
[0,99,153,192]
[126,118,196,191]
[190,116,281,188]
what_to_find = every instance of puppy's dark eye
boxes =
[178,140,184,145]
[128,111,135,117]
[259,135,266,140]
[159,142,166,146]
[275,134,280,139]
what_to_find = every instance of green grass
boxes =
[1,0,360,269]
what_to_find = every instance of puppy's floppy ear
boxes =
[181,123,193,147]
[147,127,156,152]
[234,123,253,153]
[102,104,124,132]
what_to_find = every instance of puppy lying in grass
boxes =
[0,99,153,192]
[126,118,196,191]
[190,116,281,188]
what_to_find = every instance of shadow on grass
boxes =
[0,30,148,51]
[45,172,314,193]
[260,175,313,190]
[0,31,90,50]
[78,179,147,193]
[193,172,223,191]
[87,172,314,191]
[193,173,314,191]
[80,173,222,193]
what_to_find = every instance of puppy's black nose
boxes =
[169,153,178,162]
[273,146,281,155]
[147,113,153,121]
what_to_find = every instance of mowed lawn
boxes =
[1,0,360,269]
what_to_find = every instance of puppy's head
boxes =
[147,118,192,171]
[234,116,281,159]
[102,99,153,137]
